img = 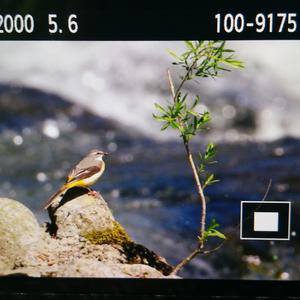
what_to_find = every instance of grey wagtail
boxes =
[44,149,108,209]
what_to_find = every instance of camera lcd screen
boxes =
[0,40,299,281]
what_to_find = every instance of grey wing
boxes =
[67,165,80,182]
[66,155,95,182]
[66,166,102,184]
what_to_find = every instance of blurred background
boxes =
[0,41,300,279]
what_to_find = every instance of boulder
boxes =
[50,190,117,239]
[0,198,41,272]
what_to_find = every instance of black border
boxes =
[0,0,299,39]
[1,277,300,298]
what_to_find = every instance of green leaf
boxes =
[184,41,195,51]
[180,93,188,104]
[190,96,200,110]
[218,66,231,72]
[201,219,227,241]
[198,151,203,160]
[204,173,214,186]
[167,50,182,61]
[206,229,226,240]
[169,121,179,129]
[197,111,210,128]
[160,123,169,131]
[203,174,219,189]
[223,58,244,68]
[204,143,216,160]
[223,48,235,53]
[197,163,205,173]
[182,50,192,60]
[192,116,197,131]
[154,102,167,113]
[208,218,219,228]
[187,110,199,117]
[152,113,167,121]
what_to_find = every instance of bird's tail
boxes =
[43,185,68,210]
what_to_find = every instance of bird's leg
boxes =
[87,187,100,197]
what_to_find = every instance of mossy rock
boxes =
[83,221,173,275]
[83,220,132,246]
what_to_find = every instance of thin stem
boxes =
[171,242,224,275]
[183,141,206,248]
[167,69,175,99]
[171,248,201,275]
[262,179,272,201]
[174,59,197,101]
[167,65,207,276]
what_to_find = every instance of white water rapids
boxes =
[0,41,299,141]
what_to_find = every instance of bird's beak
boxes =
[103,152,109,156]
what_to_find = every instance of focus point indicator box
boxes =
[240,201,291,240]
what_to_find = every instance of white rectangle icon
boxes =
[254,212,279,232]
[240,201,291,240]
